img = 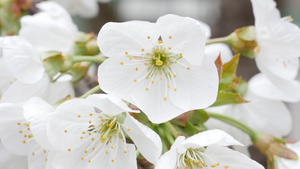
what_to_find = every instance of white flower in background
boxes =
[97,14,219,123]
[47,94,162,169]
[0,97,55,169]
[206,75,292,146]
[250,0,300,102]
[277,141,300,169]
[205,43,233,63]
[49,0,99,18]
[19,1,78,53]
[155,129,264,169]
[0,142,28,169]
[1,36,74,104]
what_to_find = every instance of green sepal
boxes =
[210,90,248,107]
[235,26,256,41]
[68,62,90,83]
[239,49,255,59]
[73,32,100,56]
[219,54,240,90]
[42,51,64,80]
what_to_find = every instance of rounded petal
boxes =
[3,36,44,84]
[248,73,300,102]
[182,129,242,149]
[0,142,28,169]
[23,97,55,150]
[205,145,264,169]
[19,1,78,53]
[251,0,280,27]
[47,99,96,151]
[205,43,233,63]
[123,114,162,164]
[85,94,138,117]
[28,145,48,169]
[97,20,158,58]
[155,136,185,169]
[157,14,206,66]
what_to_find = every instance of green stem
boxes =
[80,85,101,99]
[208,112,257,139]
[165,122,180,137]
[206,37,229,45]
[71,55,107,63]
[163,124,175,144]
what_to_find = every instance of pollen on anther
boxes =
[68,148,71,151]
[111,146,114,149]
[92,147,95,150]
[151,81,155,84]
[129,57,133,60]
[106,151,108,154]
[180,53,183,56]
[124,150,127,153]
[89,133,92,136]
[78,115,81,118]
[134,79,137,82]
[17,122,21,125]
[32,152,35,156]
[145,88,149,91]
[82,131,86,134]
[111,159,114,162]
[90,113,93,116]
[164,97,167,101]
[64,130,67,133]
[127,128,131,131]
[24,134,27,138]
[125,51,128,55]
[169,36,172,39]
[144,63,148,66]
[223,166,229,169]
[81,157,84,160]
[173,75,177,78]
[88,160,91,163]
[89,121,92,124]
[120,62,124,65]
[147,36,150,39]
[167,85,170,88]
[141,48,145,51]
[168,47,171,50]
[122,138,125,142]
[154,72,157,75]
[135,67,138,71]
[45,158,47,162]
[23,140,26,144]
[85,150,88,153]
[174,88,177,91]
[19,130,23,133]
[175,61,177,64]
[187,67,190,70]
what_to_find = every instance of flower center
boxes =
[176,148,228,169]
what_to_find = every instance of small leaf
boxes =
[219,54,240,90]
[214,54,223,81]
[210,90,248,107]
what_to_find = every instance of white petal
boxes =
[0,142,28,169]
[0,57,14,94]
[47,99,96,151]
[19,1,78,53]
[23,97,55,150]
[251,0,280,27]
[157,14,206,66]
[155,136,185,169]
[3,36,44,84]
[248,73,300,102]
[205,145,264,169]
[46,80,74,104]
[85,94,138,117]
[205,43,233,63]
[28,145,48,169]
[97,20,158,58]
[123,114,162,164]
[182,129,242,149]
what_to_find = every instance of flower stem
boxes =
[165,122,180,137]
[162,124,175,144]
[71,55,107,63]
[80,85,101,99]
[208,112,257,139]
[206,37,229,45]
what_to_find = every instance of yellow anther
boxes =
[211,165,216,168]
[110,140,112,143]
[17,122,21,125]
[114,134,117,137]
[81,157,84,160]
[154,72,157,75]
[161,49,165,52]
[151,81,154,84]
[158,40,163,44]
[174,88,177,91]
[111,159,114,162]
[92,147,95,150]
[216,163,220,166]
[141,48,145,51]
[134,79,137,82]
[78,115,81,118]
[156,48,159,51]
[101,118,104,121]
[288,15,294,22]
[120,62,124,65]
[88,160,91,163]
[64,130,67,133]
[168,47,171,50]
[19,130,23,133]
[82,131,85,134]
[125,51,128,55]
[84,150,88,153]
[173,74,176,78]
[175,60,177,64]
[147,36,150,39]
[90,113,93,116]
[91,138,94,141]
[23,140,26,144]
[169,36,172,39]
[135,67,138,71]
[89,133,92,136]
[162,54,165,57]
[80,137,83,139]
[32,152,35,156]
[146,74,150,78]
[160,77,163,80]
[202,163,206,166]
[127,128,131,131]
[24,134,27,138]
[124,150,127,153]
[180,53,183,56]
[145,88,149,91]
[145,56,148,59]
[167,72,170,75]
[164,97,167,101]
[108,135,111,138]
[129,57,133,60]
[27,128,30,130]
[167,85,170,88]
[187,67,190,70]
[106,151,108,154]
[111,146,113,149]
[144,63,148,66]
[44,150,47,153]
[168,56,171,59]
[68,148,71,151]
[45,158,47,162]
[223,166,229,169]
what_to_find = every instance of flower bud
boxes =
[73,32,100,56]
[227,26,258,59]
[253,133,298,169]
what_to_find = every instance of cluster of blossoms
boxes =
[0,0,300,169]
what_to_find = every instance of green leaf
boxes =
[219,54,240,90]
[210,90,248,107]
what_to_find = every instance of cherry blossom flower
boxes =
[277,141,300,169]
[250,0,300,102]
[19,1,78,53]
[155,129,264,169]
[97,14,219,123]
[47,94,162,169]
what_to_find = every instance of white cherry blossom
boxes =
[47,94,162,169]
[97,14,219,123]
[155,129,264,169]
[250,0,300,102]
[0,142,28,169]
